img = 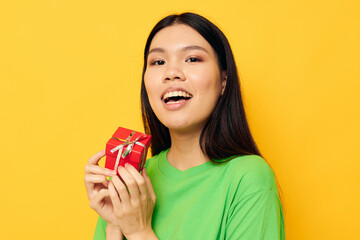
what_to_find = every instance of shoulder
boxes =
[222,155,278,197]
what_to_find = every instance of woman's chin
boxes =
[163,120,206,135]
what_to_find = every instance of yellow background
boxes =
[1,0,359,239]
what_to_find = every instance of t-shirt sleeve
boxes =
[226,189,284,240]
[93,216,107,240]
[225,156,285,240]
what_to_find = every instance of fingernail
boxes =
[125,163,130,168]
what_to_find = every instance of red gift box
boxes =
[105,127,151,173]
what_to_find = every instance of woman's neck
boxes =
[167,129,210,171]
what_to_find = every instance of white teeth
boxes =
[167,100,182,104]
[163,91,192,100]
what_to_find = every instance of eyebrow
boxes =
[148,45,209,55]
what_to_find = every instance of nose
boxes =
[163,62,185,82]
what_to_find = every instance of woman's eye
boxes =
[150,60,165,65]
[186,57,202,63]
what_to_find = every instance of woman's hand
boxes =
[84,150,119,227]
[108,164,157,240]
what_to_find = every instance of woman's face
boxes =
[144,24,226,133]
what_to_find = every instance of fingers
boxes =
[124,164,148,197]
[111,175,130,205]
[89,188,110,210]
[142,168,156,202]
[84,150,116,189]
[108,181,123,214]
[88,150,106,165]
[85,150,116,199]
[117,165,141,200]
[84,175,109,187]
[85,163,116,176]
[84,174,109,199]
[109,164,156,212]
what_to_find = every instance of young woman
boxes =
[85,12,285,240]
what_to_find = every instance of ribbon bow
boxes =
[110,131,146,172]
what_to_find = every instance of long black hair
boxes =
[141,12,262,162]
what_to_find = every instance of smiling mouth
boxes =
[163,91,193,104]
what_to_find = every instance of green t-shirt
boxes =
[94,149,285,239]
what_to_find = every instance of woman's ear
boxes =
[221,71,227,95]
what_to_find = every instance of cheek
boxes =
[193,68,222,96]
[144,69,160,91]
[144,72,160,109]
[144,72,154,96]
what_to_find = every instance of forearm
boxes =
[106,225,124,240]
